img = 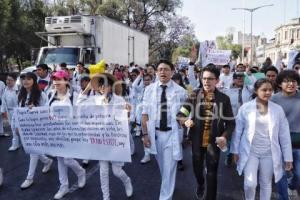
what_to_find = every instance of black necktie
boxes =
[160,85,168,130]
[238,88,243,106]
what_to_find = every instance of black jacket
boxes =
[177,88,235,150]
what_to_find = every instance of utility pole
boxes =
[232,4,274,66]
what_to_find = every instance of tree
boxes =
[96,0,185,62]
[216,34,242,60]
[2,0,47,70]
[0,0,11,71]
[171,34,199,63]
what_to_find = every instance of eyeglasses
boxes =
[282,79,297,84]
[202,77,216,81]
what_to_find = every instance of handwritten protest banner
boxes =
[15,105,131,162]
[200,40,216,66]
[205,49,231,66]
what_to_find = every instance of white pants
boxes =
[99,161,130,200]
[129,133,135,155]
[57,157,84,187]
[0,113,3,134]
[26,154,51,180]
[243,153,273,200]
[8,110,19,147]
[155,130,177,200]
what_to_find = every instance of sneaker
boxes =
[177,160,184,171]
[0,168,3,187]
[124,178,133,197]
[54,185,69,200]
[140,155,150,164]
[195,185,205,200]
[42,159,53,173]
[8,145,19,152]
[78,169,86,188]
[20,179,33,189]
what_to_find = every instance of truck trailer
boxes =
[30,15,149,71]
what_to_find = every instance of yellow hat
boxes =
[89,59,106,76]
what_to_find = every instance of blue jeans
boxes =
[290,149,300,190]
[276,174,289,200]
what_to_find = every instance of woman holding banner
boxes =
[77,73,133,200]
[48,70,86,200]
[18,72,54,190]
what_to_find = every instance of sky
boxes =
[179,0,300,42]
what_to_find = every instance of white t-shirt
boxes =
[218,73,233,89]
[250,111,272,157]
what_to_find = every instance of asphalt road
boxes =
[0,122,282,200]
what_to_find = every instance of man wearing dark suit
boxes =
[177,64,235,200]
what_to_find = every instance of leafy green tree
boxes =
[216,34,242,60]
[0,0,11,71]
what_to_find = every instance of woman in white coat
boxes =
[231,78,293,200]
[77,73,133,200]
[48,70,86,200]
[1,73,20,150]
[18,72,53,190]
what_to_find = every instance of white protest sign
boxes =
[177,56,190,64]
[177,56,190,69]
[287,50,299,69]
[200,40,216,66]
[16,105,131,162]
[205,49,231,66]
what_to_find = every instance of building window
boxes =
[297,29,300,39]
[285,31,288,40]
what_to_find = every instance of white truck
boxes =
[25,15,149,72]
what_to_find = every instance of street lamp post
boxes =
[232,4,273,66]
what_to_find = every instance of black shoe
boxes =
[195,185,205,200]
[177,161,184,171]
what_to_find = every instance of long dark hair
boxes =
[172,73,186,89]
[251,78,273,99]
[18,72,42,107]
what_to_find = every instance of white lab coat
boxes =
[1,85,18,123]
[1,85,19,147]
[222,85,253,116]
[142,80,187,160]
[48,89,84,188]
[0,81,6,133]
[230,99,293,182]
[77,92,132,200]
